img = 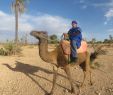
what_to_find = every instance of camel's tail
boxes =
[90,45,106,63]
[90,52,97,62]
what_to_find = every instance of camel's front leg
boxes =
[48,66,58,95]
[64,65,75,94]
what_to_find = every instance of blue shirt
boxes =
[68,27,82,48]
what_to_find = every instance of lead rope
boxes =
[68,54,70,64]
[61,34,70,64]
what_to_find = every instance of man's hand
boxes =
[63,33,69,40]
[63,33,68,36]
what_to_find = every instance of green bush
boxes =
[0,42,21,56]
[0,48,7,56]
[49,34,59,44]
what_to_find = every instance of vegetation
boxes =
[20,33,28,45]
[88,35,113,44]
[103,35,113,43]
[49,34,59,44]
[0,41,21,56]
[91,62,101,69]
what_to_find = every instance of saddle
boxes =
[60,40,87,55]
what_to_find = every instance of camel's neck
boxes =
[38,38,53,63]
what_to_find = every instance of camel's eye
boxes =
[38,32,41,34]
[43,32,47,34]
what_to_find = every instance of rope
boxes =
[61,34,71,64]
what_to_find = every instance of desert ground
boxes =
[0,45,113,95]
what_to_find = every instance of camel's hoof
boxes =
[89,82,94,86]
[70,88,76,94]
[79,84,86,89]
[77,89,81,95]
[76,84,80,89]
[64,88,75,94]
[90,82,93,86]
[79,84,83,88]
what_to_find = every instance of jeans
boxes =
[70,40,77,58]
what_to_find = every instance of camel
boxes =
[30,31,102,95]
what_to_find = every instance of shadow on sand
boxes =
[3,61,76,94]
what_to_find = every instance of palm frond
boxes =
[11,0,29,14]
[11,1,15,13]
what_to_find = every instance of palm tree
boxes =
[11,0,29,45]
[109,35,113,41]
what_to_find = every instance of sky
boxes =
[0,0,113,42]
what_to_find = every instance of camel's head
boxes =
[30,31,48,39]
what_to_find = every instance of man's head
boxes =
[72,20,77,28]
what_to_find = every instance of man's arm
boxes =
[63,33,68,39]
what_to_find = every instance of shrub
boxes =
[0,42,21,56]
[49,34,58,44]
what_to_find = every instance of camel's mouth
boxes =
[30,31,37,37]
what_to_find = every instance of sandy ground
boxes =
[0,45,113,95]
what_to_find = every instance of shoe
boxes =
[69,57,77,64]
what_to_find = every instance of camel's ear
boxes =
[43,32,47,34]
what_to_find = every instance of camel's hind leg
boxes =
[81,69,93,87]
[89,69,93,85]
[80,52,93,88]
[64,65,75,94]
[79,63,91,95]
[80,70,86,88]
[86,53,93,86]
[48,66,58,95]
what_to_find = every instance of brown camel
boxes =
[30,31,101,95]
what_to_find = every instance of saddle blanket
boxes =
[61,40,87,55]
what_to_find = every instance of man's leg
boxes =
[70,40,77,63]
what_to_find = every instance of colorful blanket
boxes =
[61,40,87,55]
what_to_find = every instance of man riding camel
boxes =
[64,20,82,63]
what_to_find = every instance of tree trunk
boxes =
[15,2,18,45]
[25,33,28,45]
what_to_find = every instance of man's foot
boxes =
[69,57,77,64]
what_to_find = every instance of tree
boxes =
[109,35,113,43]
[49,34,58,44]
[103,39,109,43]
[109,35,112,40]
[25,33,28,45]
[91,38,96,44]
[20,33,28,45]
[11,0,29,45]
[50,34,57,40]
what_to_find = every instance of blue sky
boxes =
[0,0,113,42]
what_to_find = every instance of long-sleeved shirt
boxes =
[68,27,82,48]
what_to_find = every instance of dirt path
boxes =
[0,46,113,95]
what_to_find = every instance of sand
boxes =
[0,45,113,95]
